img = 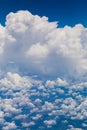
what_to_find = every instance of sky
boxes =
[0,1,87,130]
[0,0,87,27]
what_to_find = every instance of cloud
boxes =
[56,78,69,86]
[67,125,83,130]
[0,10,87,80]
[2,122,17,130]
[0,72,86,129]
[44,119,56,127]
[0,10,87,129]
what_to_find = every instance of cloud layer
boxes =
[0,72,86,130]
[0,10,87,79]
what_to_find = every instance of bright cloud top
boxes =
[0,10,87,79]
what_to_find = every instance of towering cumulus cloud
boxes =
[0,10,87,79]
[0,11,87,130]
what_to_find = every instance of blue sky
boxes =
[0,0,87,27]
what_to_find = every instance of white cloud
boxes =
[0,10,87,79]
[2,122,17,130]
[27,43,49,58]
[22,121,35,127]
[0,72,86,129]
[56,78,69,86]
[44,119,56,126]
[45,80,55,88]
[67,125,83,130]
[0,10,87,130]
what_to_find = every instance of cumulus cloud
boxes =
[0,72,86,129]
[67,125,83,130]
[0,10,87,79]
